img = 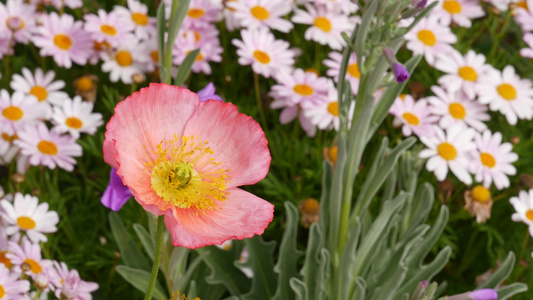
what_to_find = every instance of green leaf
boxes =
[354,0,378,68]
[241,236,278,300]
[133,223,154,261]
[289,278,308,300]
[478,252,516,289]
[272,202,304,300]
[115,265,167,300]
[300,223,326,300]
[108,212,150,272]
[164,0,191,83]
[156,1,167,82]
[174,48,200,86]
[496,282,528,299]
[336,218,361,300]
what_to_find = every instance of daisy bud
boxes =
[299,198,319,228]
[414,0,427,8]
[21,262,31,272]
[132,73,145,85]
[34,273,49,290]
[383,48,410,83]
[519,173,533,189]
[510,136,520,145]
[12,173,25,184]
[411,280,428,300]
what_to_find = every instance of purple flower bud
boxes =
[101,168,132,211]
[393,63,409,83]
[197,82,224,102]
[468,289,498,300]
[416,0,428,8]
[421,280,428,288]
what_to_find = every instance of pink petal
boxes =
[165,188,274,248]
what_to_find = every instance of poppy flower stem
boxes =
[144,215,165,300]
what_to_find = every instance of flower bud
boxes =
[34,273,49,290]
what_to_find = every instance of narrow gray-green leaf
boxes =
[115,265,167,300]
[133,223,154,261]
[478,252,515,289]
[241,236,278,300]
[108,213,150,271]
[496,282,528,299]
[289,278,308,300]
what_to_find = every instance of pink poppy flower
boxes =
[103,83,273,249]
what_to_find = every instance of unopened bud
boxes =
[132,73,145,84]
[519,173,533,189]
[21,262,31,272]
[34,273,49,290]
[12,173,25,184]
[510,136,520,144]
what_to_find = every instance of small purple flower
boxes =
[101,168,132,211]
[416,0,427,8]
[197,82,223,102]
[468,289,498,300]
[393,63,409,83]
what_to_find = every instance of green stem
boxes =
[514,230,530,280]
[144,215,165,300]
[253,72,269,135]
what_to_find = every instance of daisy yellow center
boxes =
[517,1,528,10]
[1,133,17,142]
[314,17,332,32]
[24,259,42,274]
[193,31,201,42]
[0,284,4,298]
[347,63,360,78]
[250,6,269,20]
[417,29,437,46]
[188,8,205,18]
[472,185,491,203]
[302,198,319,214]
[480,152,496,168]
[53,34,73,50]
[101,24,117,36]
[399,94,407,101]
[526,209,533,221]
[0,251,10,269]
[328,146,338,164]
[37,140,58,155]
[30,85,48,102]
[497,83,517,101]
[116,50,133,66]
[449,102,466,119]
[293,84,314,96]
[458,66,477,82]
[131,12,149,25]
[437,142,457,160]
[253,50,270,64]
[327,102,339,116]
[2,106,23,121]
[17,216,36,230]
[66,117,83,129]
[150,50,159,62]
[443,0,462,14]
[77,76,94,92]
[94,40,110,51]
[402,112,420,125]
[305,68,319,76]
[195,53,204,62]
[146,135,230,211]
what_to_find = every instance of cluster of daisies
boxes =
[0,192,98,299]
[0,68,103,173]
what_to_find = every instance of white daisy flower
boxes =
[113,0,156,40]
[304,81,355,131]
[427,85,490,131]
[323,51,360,95]
[520,33,533,59]
[172,30,223,75]
[84,9,135,47]
[6,238,53,279]
[101,39,148,84]
[270,68,329,108]
[10,68,68,107]
[184,0,222,27]
[228,0,293,33]
[430,0,485,28]
[435,49,492,99]
[139,36,160,72]
[51,96,103,139]
[405,17,457,66]
[224,0,241,31]
[389,94,439,137]
[468,130,518,190]
[291,4,353,50]
[0,0,36,45]
[419,124,475,184]
[15,123,82,172]
[0,90,47,135]
[0,193,59,243]
[514,0,533,32]
[476,65,533,125]
[486,0,517,11]
[510,190,533,236]
[0,264,30,299]
[232,27,294,78]
[311,0,358,14]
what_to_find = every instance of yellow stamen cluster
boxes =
[145,135,230,213]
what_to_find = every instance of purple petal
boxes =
[416,0,427,8]
[468,289,498,300]
[197,82,224,102]
[101,168,132,211]
[393,63,409,83]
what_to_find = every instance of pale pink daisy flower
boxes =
[510,190,533,235]
[101,39,148,84]
[228,0,293,33]
[6,238,53,279]
[270,68,329,108]
[0,37,12,59]
[476,66,533,125]
[468,130,518,190]
[419,124,475,184]
[173,31,222,75]
[389,95,438,137]
[271,101,318,137]
[232,27,294,78]
[51,96,103,139]
[514,0,533,32]
[0,0,36,45]
[304,81,355,131]
[427,85,490,131]
[0,227,12,269]
[311,0,358,14]
[49,261,99,300]
[520,33,533,59]
[486,0,517,11]
[32,13,93,69]
[15,123,82,171]
[184,0,222,27]
[39,0,83,9]
[0,90,48,135]
[405,17,457,66]
[139,36,160,72]
[291,4,353,50]
[430,0,485,27]
[0,193,59,243]
[435,49,492,99]
[84,9,135,47]
[114,0,156,40]
[0,264,30,298]
[323,51,361,95]
[10,67,69,107]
